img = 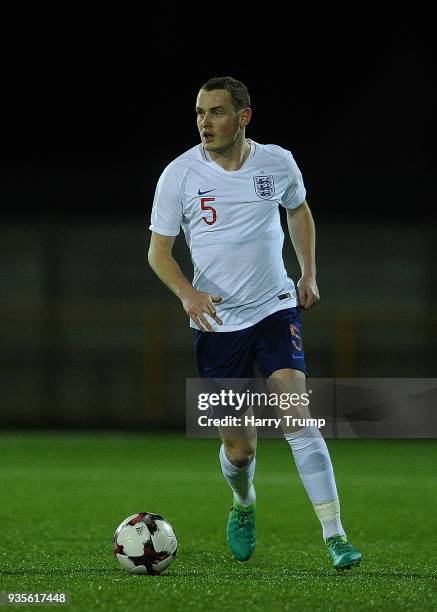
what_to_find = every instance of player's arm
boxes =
[286,200,320,310]
[148,232,222,331]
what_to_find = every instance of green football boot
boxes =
[326,534,362,570]
[226,499,256,561]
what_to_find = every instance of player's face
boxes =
[196,89,245,153]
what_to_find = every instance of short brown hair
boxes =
[200,76,251,111]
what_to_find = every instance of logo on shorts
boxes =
[253,175,275,200]
[290,323,302,352]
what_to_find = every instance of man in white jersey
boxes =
[148,76,362,570]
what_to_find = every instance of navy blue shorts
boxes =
[195,307,308,379]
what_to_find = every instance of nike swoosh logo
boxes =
[198,189,216,196]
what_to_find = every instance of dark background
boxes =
[2,12,434,222]
[1,12,435,427]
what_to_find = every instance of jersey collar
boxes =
[201,139,256,173]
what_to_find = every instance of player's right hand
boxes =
[180,290,223,332]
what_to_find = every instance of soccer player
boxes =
[148,76,362,570]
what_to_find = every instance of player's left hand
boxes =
[297,276,320,310]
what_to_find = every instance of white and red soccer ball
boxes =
[113,512,177,575]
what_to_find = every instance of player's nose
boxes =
[201,114,212,127]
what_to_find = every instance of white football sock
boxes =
[313,499,345,540]
[284,427,345,539]
[219,444,256,507]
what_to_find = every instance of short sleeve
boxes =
[280,151,306,211]
[149,163,183,236]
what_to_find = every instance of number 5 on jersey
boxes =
[200,197,217,225]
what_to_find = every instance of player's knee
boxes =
[224,440,256,467]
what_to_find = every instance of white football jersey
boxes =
[149,139,306,331]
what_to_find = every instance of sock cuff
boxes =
[219,444,255,473]
[284,426,322,449]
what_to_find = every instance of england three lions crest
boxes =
[253,175,275,200]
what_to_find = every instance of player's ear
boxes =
[240,108,252,128]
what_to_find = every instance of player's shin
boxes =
[219,444,256,506]
[284,427,345,540]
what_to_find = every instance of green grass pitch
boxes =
[1,433,436,611]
